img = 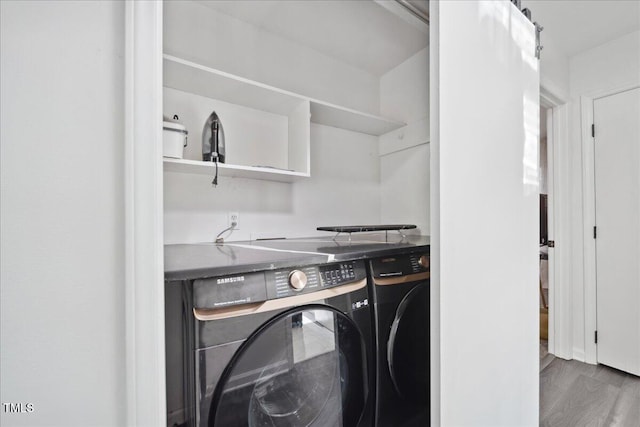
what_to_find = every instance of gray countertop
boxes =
[165,234,430,281]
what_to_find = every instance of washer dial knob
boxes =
[288,270,308,290]
[418,255,430,270]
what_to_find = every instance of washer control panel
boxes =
[194,260,367,309]
[319,262,357,286]
[265,260,366,299]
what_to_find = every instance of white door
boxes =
[594,87,640,376]
[431,0,540,425]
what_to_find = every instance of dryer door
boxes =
[208,305,367,427]
[387,282,429,404]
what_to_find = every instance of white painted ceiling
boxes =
[522,0,640,57]
[196,0,429,76]
[196,0,638,74]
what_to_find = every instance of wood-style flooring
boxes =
[540,357,640,426]
[540,339,555,372]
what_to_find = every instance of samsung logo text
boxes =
[217,276,245,285]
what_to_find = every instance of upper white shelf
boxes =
[163,54,405,136]
[163,158,309,183]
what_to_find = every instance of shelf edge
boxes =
[163,158,309,183]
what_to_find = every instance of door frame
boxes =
[125,1,166,425]
[581,83,640,364]
[540,87,571,360]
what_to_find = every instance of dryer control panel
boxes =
[370,253,430,278]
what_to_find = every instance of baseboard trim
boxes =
[572,348,586,363]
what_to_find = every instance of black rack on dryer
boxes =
[317,224,417,242]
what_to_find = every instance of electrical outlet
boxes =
[229,212,239,228]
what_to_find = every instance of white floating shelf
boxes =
[164,55,303,116]
[163,158,309,183]
[163,54,405,137]
[309,101,404,136]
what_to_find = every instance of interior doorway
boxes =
[539,104,553,370]
[538,84,574,366]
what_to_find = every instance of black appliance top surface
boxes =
[317,224,417,233]
[165,234,430,281]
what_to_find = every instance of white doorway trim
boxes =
[540,87,572,360]
[124,2,166,425]
[581,83,640,365]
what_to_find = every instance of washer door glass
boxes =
[209,305,366,427]
[387,283,429,404]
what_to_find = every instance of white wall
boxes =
[379,48,430,234]
[539,33,570,102]
[164,124,381,243]
[521,0,570,102]
[0,2,126,426]
[162,1,394,244]
[540,136,548,194]
[570,31,640,96]
[567,30,640,361]
[164,0,380,115]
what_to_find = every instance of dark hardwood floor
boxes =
[540,358,640,426]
